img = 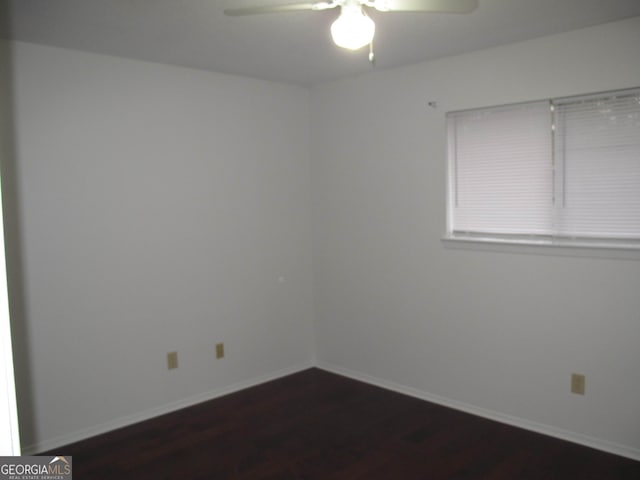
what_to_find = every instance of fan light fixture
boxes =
[224,0,479,58]
[330,4,375,50]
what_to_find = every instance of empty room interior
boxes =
[1,0,640,477]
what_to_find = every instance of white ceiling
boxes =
[2,0,640,86]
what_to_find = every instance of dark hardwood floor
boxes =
[42,368,640,479]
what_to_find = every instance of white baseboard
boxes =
[21,362,313,455]
[316,361,640,462]
[23,360,640,462]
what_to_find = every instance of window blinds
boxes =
[448,101,553,236]
[554,91,640,239]
[447,88,640,244]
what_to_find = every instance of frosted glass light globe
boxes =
[331,5,375,50]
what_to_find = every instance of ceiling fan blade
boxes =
[224,2,335,16]
[371,0,478,14]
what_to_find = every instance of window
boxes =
[446,88,640,248]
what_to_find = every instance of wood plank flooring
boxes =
[42,368,640,479]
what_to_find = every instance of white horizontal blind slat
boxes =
[555,92,640,239]
[449,101,553,235]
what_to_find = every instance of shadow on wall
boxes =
[0,1,37,449]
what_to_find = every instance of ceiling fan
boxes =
[224,0,478,57]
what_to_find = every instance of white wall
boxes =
[311,16,640,458]
[0,163,21,456]
[9,15,640,459]
[11,42,314,452]
[0,38,22,456]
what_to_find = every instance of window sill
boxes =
[441,234,640,260]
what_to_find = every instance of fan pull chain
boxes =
[369,41,375,65]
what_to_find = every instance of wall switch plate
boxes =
[571,373,585,395]
[215,343,225,359]
[167,351,178,370]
